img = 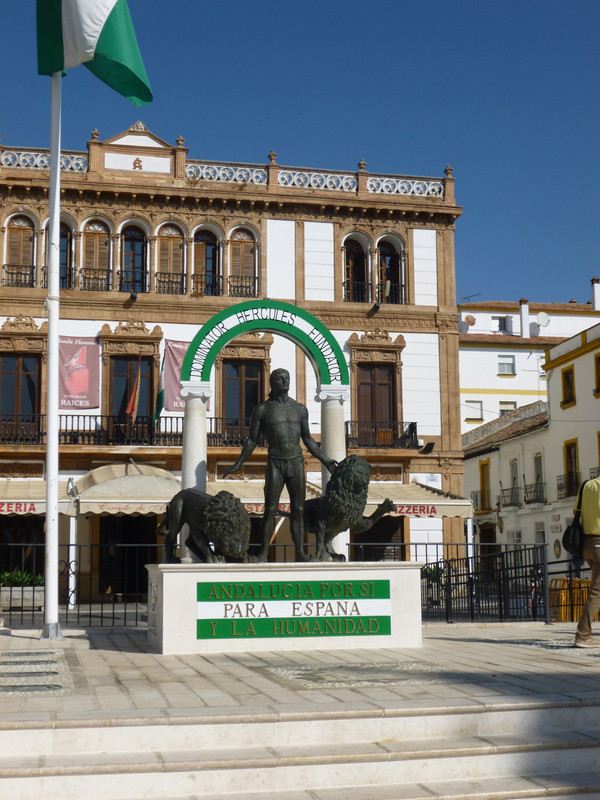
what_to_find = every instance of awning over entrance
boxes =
[75,464,181,516]
[366,481,472,518]
[0,479,70,515]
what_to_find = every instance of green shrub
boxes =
[0,570,44,586]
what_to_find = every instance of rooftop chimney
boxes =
[592,277,600,310]
[519,297,529,338]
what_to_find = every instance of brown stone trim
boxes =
[347,329,406,422]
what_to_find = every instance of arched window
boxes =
[120,225,147,294]
[193,230,221,296]
[229,229,257,297]
[377,240,405,305]
[82,221,111,290]
[157,225,184,294]
[343,239,369,302]
[4,216,35,287]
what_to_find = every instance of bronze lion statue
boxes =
[304,454,394,561]
[158,488,251,563]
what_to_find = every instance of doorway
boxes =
[98,515,158,600]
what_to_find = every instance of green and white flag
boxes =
[37,0,152,107]
[154,354,165,421]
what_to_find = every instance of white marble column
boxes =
[180,381,212,561]
[317,384,350,557]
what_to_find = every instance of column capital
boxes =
[180,380,212,401]
[316,384,350,404]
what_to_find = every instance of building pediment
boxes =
[88,122,187,180]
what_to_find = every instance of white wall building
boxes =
[463,319,600,564]
[459,281,600,433]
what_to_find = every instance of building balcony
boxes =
[80,268,111,291]
[0,414,269,448]
[524,482,546,504]
[191,274,223,297]
[345,420,418,450]
[343,281,371,303]
[471,490,493,513]
[375,282,406,305]
[500,486,522,507]
[41,267,75,290]
[2,264,35,287]
[557,472,581,499]
[228,276,258,298]
[155,272,185,295]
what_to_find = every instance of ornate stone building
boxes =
[0,122,467,596]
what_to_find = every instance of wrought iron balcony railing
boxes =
[345,420,418,449]
[191,274,223,296]
[228,276,258,298]
[41,267,75,290]
[0,414,183,447]
[207,417,265,448]
[155,272,185,295]
[375,282,406,305]
[80,268,111,291]
[500,487,522,507]
[471,490,493,513]
[2,264,35,287]
[524,482,546,504]
[343,280,371,303]
[557,472,581,499]
[0,415,272,448]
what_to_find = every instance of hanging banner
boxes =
[165,339,190,411]
[59,337,100,409]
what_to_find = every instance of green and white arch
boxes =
[179,300,350,520]
[181,299,349,390]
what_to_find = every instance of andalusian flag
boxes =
[125,356,142,419]
[37,0,152,107]
[153,355,165,421]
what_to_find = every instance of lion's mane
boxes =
[321,455,370,529]
[204,491,250,557]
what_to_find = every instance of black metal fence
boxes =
[377,542,549,623]
[4,538,592,630]
[0,541,163,629]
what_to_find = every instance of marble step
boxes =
[1,698,599,757]
[0,731,599,799]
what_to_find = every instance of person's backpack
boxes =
[562,481,588,559]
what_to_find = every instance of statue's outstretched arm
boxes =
[223,407,262,477]
[300,406,338,474]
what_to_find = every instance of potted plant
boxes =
[0,570,45,610]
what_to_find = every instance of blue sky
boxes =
[2,1,598,304]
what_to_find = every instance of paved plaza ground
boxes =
[0,622,598,723]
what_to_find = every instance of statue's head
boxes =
[269,368,290,397]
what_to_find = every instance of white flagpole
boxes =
[42,71,62,639]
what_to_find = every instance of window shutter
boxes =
[83,233,95,268]
[172,237,183,273]
[230,242,242,277]
[194,241,206,275]
[97,230,109,270]
[7,228,20,265]
[241,242,254,278]
[159,237,170,273]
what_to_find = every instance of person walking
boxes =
[575,476,600,647]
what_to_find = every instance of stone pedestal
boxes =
[147,562,422,655]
